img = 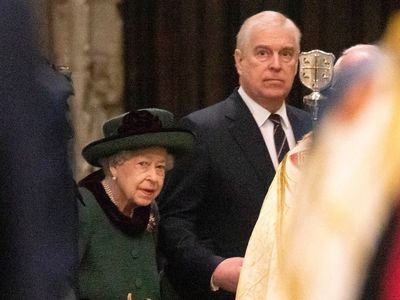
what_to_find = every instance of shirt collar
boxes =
[238,86,289,128]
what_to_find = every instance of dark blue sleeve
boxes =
[0,2,79,299]
[158,116,224,292]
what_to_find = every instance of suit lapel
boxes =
[224,91,275,184]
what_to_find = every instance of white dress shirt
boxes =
[238,87,296,170]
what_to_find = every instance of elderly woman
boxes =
[78,108,193,299]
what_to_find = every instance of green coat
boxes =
[78,174,161,300]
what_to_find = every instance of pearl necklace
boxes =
[102,180,118,207]
[103,180,135,217]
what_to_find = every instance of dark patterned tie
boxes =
[269,113,290,162]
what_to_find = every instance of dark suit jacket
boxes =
[158,89,313,299]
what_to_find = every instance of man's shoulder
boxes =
[184,91,239,123]
[286,104,314,137]
[286,104,313,123]
[185,101,223,120]
[286,104,309,116]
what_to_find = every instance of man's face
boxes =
[235,26,299,109]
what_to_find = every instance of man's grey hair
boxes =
[236,11,301,52]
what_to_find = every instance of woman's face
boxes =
[111,147,168,208]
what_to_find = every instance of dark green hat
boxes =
[82,108,194,167]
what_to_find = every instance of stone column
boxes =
[48,0,124,180]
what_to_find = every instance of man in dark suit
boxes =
[158,10,312,299]
[0,2,78,298]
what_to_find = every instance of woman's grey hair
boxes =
[236,11,301,52]
[99,149,175,177]
[99,150,134,176]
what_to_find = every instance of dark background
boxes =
[120,1,399,119]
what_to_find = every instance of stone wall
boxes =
[36,0,124,180]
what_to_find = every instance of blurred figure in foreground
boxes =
[271,13,400,300]
[0,1,78,299]
[236,43,382,300]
